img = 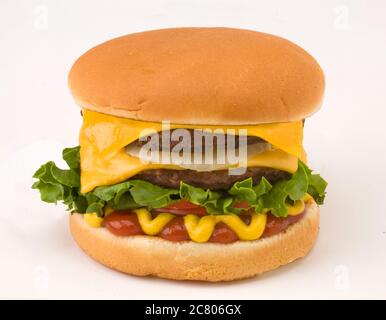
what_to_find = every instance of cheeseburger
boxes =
[32,28,327,281]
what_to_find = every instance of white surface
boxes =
[1,0,385,300]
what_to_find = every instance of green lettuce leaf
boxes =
[32,147,83,210]
[303,163,328,205]
[94,180,179,210]
[32,179,65,203]
[32,161,76,203]
[260,161,327,216]
[129,180,179,208]
[179,182,228,214]
[63,146,80,170]
[253,177,273,197]
[228,178,257,203]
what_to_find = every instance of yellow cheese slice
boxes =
[80,110,303,193]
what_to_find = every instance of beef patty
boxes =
[131,130,290,189]
[134,167,290,190]
[131,129,265,152]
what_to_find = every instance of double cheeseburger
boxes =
[33,28,327,281]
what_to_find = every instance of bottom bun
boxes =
[69,201,320,282]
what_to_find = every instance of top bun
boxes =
[68,28,325,125]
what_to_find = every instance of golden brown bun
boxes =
[69,201,320,282]
[68,28,324,125]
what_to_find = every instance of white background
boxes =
[1,0,385,300]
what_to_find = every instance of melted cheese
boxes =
[84,197,309,242]
[80,110,304,193]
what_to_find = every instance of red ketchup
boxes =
[103,204,306,243]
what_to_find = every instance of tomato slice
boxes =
[153,200,207,216]
[262,211,305,238]
[232,200,251,209]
